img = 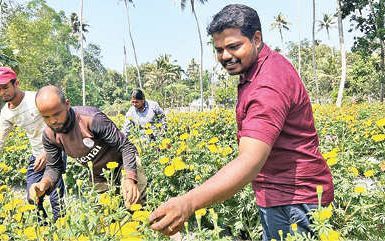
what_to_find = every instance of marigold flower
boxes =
[164,165,175,177]
[195,208,207,217]
[106,161,119,170]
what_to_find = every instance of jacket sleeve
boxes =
[91,112,138,181]
[42,131,66,189]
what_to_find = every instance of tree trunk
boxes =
[191,5,204,111]
[80,0,86,106]
[336,0,347,107]
[380,40,385,102]
[124,0,142,89]
[312,0,319,103]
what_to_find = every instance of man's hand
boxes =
[28,181,49,204]
[34,151,47,172]
[122,178,140,207]
[149,195,194,236]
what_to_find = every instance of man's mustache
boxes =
[222,59,240,67]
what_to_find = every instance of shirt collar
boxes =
[240,43,271,85]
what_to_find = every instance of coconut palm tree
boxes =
[179,0,208,111]
[121,0,142,89]
[335,0,347,107]
[271,12,290,51]
[70,7,89,106]
[317,13,336,40]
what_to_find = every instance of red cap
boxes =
[0,67,17,85]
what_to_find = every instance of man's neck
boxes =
[8,91,25,109]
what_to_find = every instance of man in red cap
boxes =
[0,67,65,222]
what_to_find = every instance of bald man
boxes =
[29,86,146,207]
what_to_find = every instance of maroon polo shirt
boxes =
[236,44,334,208]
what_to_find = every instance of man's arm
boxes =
[0,116,13,152]
[149,136,271,235]
[28,131,65,201]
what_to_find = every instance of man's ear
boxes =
[14,79,20,88]
[253,31,263,48]
[65,99,71,110]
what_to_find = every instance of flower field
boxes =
[0,103,384,241]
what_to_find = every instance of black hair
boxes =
[10,79,16,85]
[131,89,145,100]
[207,4,262,40]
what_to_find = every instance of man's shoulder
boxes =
[147,100,160,108]
[73,106,101,117]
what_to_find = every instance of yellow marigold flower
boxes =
[23,227,37,240]
[376,118,385,127]
[354,185,366,194]
[208,137,219,144]
[159,138,171,150]
[164,165,175,177]
[132,210,150,222]
[327,157,337,167]
[159,157,170,164]
[78,235,89,241]
[19,167,27,174]
[364,169,375,178]
[108,222,120,235]
[144,123,152,129]
[320,229,341,241]
[291,223,298,232]
[207,144,218,153]
[121,221,140,234]
[180,133,189,140]
[0,234,9,241]
[372,134,385,142]
[176,142,187,155]
[106,161,119,170]
[0,225,6,234]
[221,146,233,156]
[195,208,207,217]
[18,204,35,213]
[172,157,187,171]
[56,217,67,229]
[130,204,142,211]
[315,205,333,222]
[144,128,153,135]
[349,166,359,177]
[14,213,22,222]
[99,193,111,206]
[195,175,201,181]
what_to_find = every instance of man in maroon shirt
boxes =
[149,4,333,240]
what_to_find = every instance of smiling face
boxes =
[213,28,262,75]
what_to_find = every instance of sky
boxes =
[42,0,356,73]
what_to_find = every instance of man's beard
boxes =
[2,93,16,102]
